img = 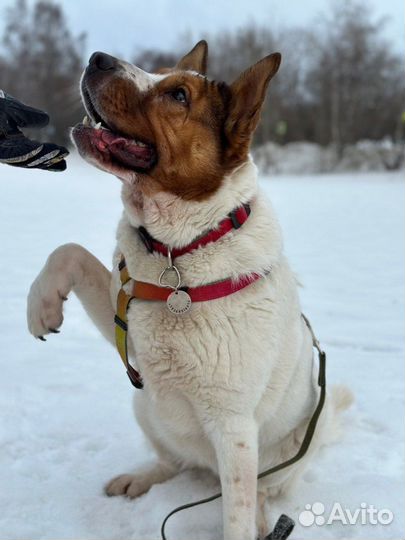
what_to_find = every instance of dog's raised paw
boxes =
[104,473,150,499]
[27,271,67,338]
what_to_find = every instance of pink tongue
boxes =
[94,129,153,167]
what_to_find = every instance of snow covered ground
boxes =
[0,156,404,540]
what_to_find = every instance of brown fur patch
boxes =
[94,71,232,200]
[83,45,281,201]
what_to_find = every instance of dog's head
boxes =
[71,41,280,201]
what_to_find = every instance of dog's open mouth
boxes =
[80,117,156,170]
[71,86,157,178]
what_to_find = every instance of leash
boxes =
[160,313,326,540]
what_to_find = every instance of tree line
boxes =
[1,0,403,152]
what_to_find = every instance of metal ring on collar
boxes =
[158,265,181,290]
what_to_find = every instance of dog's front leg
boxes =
[210,416,258,540]
[27,243,115,343]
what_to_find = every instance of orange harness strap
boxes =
[114,258,144,389]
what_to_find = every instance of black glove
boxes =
[0,90,69,172]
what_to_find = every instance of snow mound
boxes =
[253,139,405,175]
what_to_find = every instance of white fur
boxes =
[27,157,352,540]
[119,59,168,91]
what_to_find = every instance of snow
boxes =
[0,155,404,540]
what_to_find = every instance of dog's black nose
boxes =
[89,52,117,71]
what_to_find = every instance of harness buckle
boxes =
[114,314,128,331]
[229,209,243,229]
[229,204,250,230]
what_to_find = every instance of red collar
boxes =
[130,271,266,304]
[137,203,251,258]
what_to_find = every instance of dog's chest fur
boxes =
[108,159,314,469]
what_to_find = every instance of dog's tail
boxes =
[320,384,354,446]
[331,384,354,413]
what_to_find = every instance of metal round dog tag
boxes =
[167,290,192,315]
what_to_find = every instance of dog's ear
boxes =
[225,53,281,161]
[176,40,208,75]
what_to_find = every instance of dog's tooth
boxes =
[83,115,90,126]
[94,122,102,130]
[137,141,146,147]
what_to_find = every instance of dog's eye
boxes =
[170,88,187,103]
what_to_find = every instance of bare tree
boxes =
[306,1,404,155]
[133,2,403,150]
[135,49,178,73]
[1,0,86,146]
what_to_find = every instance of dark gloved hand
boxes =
[0,90,69,171]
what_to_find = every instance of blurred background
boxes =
[0,0,404,174]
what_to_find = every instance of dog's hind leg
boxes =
[105,396,182,498]
[105,460,178,498]
[27,243,116,344]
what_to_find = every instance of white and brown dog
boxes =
[27,41,352,540]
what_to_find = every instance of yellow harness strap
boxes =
[114,257,144,389]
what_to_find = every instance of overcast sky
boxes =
[1,0,404,61]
